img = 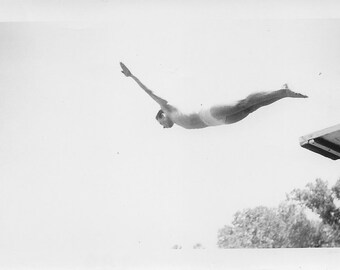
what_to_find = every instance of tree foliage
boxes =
[290,178,340,229]
[290,178,340,246]
[218,178,340,248]
[218,203,322,248]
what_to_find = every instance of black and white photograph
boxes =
[1,1,340,269]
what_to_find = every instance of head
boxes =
[155,110,174,128]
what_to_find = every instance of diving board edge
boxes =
[299,124,340,160]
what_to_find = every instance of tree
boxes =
[290,178,340,228]
[218,178,340,248]
[289,178,340,246]
[218,203,323,248]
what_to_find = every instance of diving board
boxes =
[299,124,340,160]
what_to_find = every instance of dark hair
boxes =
[155,109,174,128]
[155,109,164,120]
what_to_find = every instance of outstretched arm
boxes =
[120,62,175,111]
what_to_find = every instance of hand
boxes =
[120,62,132,77]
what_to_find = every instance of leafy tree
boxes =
[218,203,323,248]
[290,178,340,228]
[289,178,340,246]
[218,178,340,248]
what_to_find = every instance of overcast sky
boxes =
[1,1,340,268]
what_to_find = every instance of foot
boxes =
[282,84,308,98]
[120,62,132,77]
[286,89,308,98]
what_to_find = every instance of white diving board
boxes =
[299,124,340,160]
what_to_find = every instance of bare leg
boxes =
[211,85,308,124]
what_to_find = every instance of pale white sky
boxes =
[1,1,340,268]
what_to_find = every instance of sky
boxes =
[1,1,340,268]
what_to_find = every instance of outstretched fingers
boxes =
[120,62,132,77]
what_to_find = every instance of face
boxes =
[156,110,174,128]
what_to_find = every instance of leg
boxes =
[238,84,307,113]
[238,90,288,113]
[223,90,287,124]
[211,85,307,124]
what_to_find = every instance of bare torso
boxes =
[169,108,225,129]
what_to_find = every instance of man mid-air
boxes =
[120,62,308,129]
